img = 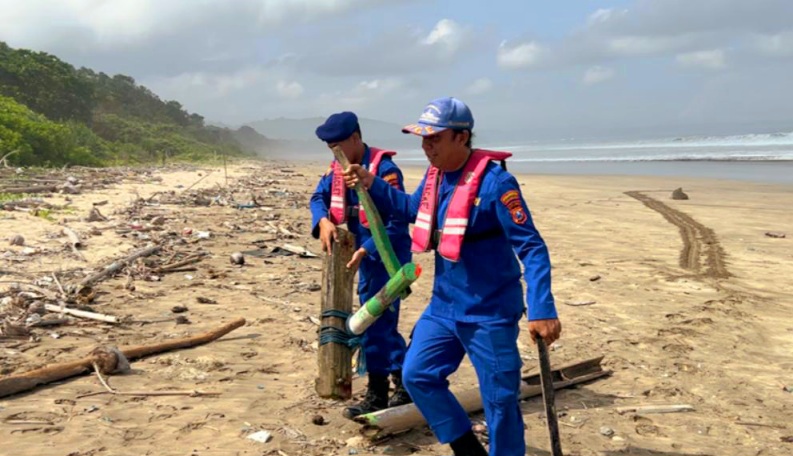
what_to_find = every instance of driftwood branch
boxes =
[0,150,20,167]
[70,244,161,293]
[0,317,246,398]
[154,253,206,273]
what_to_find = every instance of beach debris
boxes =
[246,430,273,443]
[615,404,694,414]
[230,252,245,265]
[589,275,601,282]
[599,426,615,437]
[274,244,317,258]
[86,207,108,222]
[564,300,597,307]
[0,317,245,398]
[671,187,689,200]
[311,414,327,425]
[8,234,24,246]
[765,231,786,239]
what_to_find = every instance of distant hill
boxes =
[0,41,274,167]
[245,116,415,146]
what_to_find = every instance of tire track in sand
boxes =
[624,191,730,279]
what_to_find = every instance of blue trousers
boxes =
[357,262,408,376]
[402,311,525,456]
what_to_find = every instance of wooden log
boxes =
[0,317,245,399]
[354,356,611,438]
[43,304,118,324]
[0,186,57,194]
[70,244,160,293]
[315,228,356,399]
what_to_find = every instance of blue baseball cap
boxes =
[402,97,474,136]
[315,111,359,143]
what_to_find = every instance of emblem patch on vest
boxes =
[500,189,527,224]
[383,172,400,188]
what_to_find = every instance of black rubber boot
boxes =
[388,370,413,408]
[449,430,488,456]
[342,374,389,419]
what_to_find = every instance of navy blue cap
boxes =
[402,97,474,136]
[315,111,359,143]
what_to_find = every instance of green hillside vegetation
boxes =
[0,41,271,167]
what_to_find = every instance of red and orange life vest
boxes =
[329,147,396,228]
[411,149,512,262]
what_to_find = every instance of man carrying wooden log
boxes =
[310,111,414,418]
[342,97,562,456]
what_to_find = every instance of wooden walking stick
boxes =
[537,335,564,456]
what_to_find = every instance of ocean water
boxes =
[394,131,793,185]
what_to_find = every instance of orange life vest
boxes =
[411,149,512,262]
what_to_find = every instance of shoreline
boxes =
[270,155,793,188]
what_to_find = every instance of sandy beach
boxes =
[1,159,792,456]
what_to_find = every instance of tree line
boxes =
[0,41,268,167]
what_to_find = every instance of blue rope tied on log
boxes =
[319,309,366,376]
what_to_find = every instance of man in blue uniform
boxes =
[309,111,413,419]
[342,98,562,456]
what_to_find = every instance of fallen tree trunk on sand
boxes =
[0,317,245,399]
[354,356,611,439]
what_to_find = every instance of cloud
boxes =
[749,30,793,57]
[606,35,699,57]
[317,78,406,108]
[0,0,396,49]
[276,81,304,99]
[422,18,465,57]
[294,18,474,77]
[496,0,793,70]
[497,41,546,69]
[582,66,615,85]
[586,8,628,27]
[676,49,727,69]
[465,78,494,95]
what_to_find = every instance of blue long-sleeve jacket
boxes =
[367,160,557,323]
[310,145,412,265]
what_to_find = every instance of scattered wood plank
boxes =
[354,356,611,439]
[43,304,118,324]
[0,317,246,399]
[615,404,694,415]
